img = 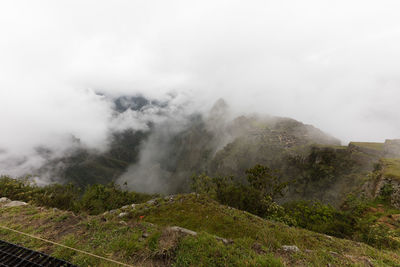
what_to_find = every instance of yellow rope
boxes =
[0,224,136,267]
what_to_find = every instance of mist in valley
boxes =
[1,1,400,190]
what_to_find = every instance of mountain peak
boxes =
[209,98,229,118]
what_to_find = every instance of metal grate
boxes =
[0,239,77,267]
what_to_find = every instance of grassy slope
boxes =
[1,194,400,266]
[381,158,400,181]
[350,142,385,152]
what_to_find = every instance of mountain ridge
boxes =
[26,98,400,210]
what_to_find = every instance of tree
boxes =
[245,164,288,201]
[191,164,289,219]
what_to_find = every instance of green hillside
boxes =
[381,158,400,181]
[1,194,400,266]
[3,103,400,266]
[350,142,385,152]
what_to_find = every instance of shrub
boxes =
[0,175,154,215]
[191,164,289,219]
[379,183,394,203]
[77,183,154,215]
[283,200,355,238]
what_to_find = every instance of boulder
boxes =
[215,236,234,245]
[118,212,128,218]
[0,197,10,203]
[167,226,197,236]
[164,195,176,202]
[282,245,300,253]
[4,201,27,207]
[147,199,157,205]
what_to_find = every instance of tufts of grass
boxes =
[174,233,283,267]
[1,194,400,266]
[137,194,400,266]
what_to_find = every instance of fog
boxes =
[1,0,400,177]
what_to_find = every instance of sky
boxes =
[1,0,400,175]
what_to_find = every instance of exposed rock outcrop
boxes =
[0,197,10,203]
[167,226,197,236]
[4,201,28,207]
[282,245,300,253]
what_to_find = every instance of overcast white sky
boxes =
[1,0,400,166]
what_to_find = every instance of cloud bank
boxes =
[1,0,400,176]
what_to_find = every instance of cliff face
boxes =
[362,158,400,209]
[347,141,400,209]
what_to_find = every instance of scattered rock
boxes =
[121,205,130,210]
[118,212,128,218]
[4,201,27,207]
[168,226,197,236]
[102,211,109,216]
[142,233,149,238]
[345,255,374,267]
[119,221,128,226]
[0,197,10,203]
[109,209,117,214]
[131,204,136,209]
[282,245,300,253]
[164,195,175,202]
[330,251,339,256]
[215,236,234,245]
[147,199,157,205]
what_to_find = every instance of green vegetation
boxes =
[191,164,289,220]
[1,114,400,266]
[174,234,283,267]
[285,145,372,206]
[283,201,354,238]
[132,194,400,266]
[1,189,400,266]
[350,142,384,151]
[315,144,348,150]
[42,129,149,187]
[0,176,154,215]
[193,164,400,251]
[381,158,400,180]
[284,197,400,250]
